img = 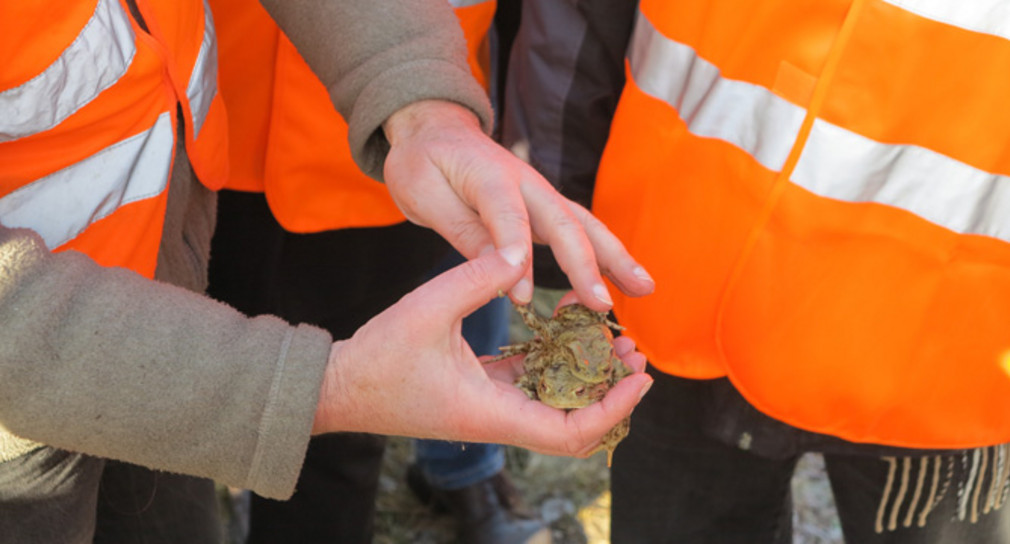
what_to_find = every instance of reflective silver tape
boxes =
[628,13,805,173]
[883,0,1010,41]
[629,10,1010,241]
[0,0,136,142]
[0,112,173,249]
[186,0,218,137]
[447,0,492,8]
[794,119,1010,241]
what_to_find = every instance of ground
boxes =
[373,439,844,544]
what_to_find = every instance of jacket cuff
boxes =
[242,323,332,499]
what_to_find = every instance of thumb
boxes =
[414,243,528,323]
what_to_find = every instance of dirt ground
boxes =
[372,439,844,544]
[222,443,845,543]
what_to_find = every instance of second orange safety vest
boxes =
[0,0,229,277]
[594,0,1010,449]
[211,0,496,233]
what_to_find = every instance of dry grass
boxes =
[374,437,612,544]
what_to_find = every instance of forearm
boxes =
[259,0,493,180]
[0,227,332,499]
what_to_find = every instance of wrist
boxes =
[382,99,482,147]
[312,341,347,435]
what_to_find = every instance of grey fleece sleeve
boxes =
[259,0,494,181]
[0,227,333,499]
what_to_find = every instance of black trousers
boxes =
[611,368,1010,543]
[207,190,449,543]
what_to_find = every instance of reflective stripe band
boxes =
[882,0,1010,41]
[0,0,135,142]
[0,112,173,249]
[448,0,491,7]
[629,11,1010,241]
[795,120,1010,241]
[628,13,804,173]
[186,0,218,137]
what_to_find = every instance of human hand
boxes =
[381,100,655,312]
[311,243,653,457]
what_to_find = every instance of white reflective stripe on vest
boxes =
[628,10,1010,241]
[0,0,135,142]
[447,0,490,7]
[186,0,218,138]
[882,0,1010,41]
[795,120,1010,241]
[0,112,173,250]
[628,13,804,173]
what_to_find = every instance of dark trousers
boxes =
[207,190,449,543]
[611,368,1010,544]
[0,447,220,544]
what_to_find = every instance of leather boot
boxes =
[407,464,552,544]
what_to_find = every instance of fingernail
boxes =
[499,244,527,267]
[633,265,654,284]
[638,379,654,401]
[593,283,613,305]
[511,277,533,304]
[479,244,496,257]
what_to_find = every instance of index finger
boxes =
[518,178,613,311]
[459,164,536,305]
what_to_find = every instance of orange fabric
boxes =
[642,0,853,107]
[821,0,1010,174]
[0,0,227,277]
[209,0,279,192]
[0,3,96,90]
[213,0,496,233]
[596,73,776,380]
[57,190,171,278]
[456,2,497,92]
[595,0,1010,448]
[133,0,230,189]
[263,36,406,232]
[0,38,173,192]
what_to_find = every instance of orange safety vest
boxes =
[211,0,496,233]
[0,0,229,278]
[594,0,1010,449]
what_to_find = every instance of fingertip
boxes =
[555,291,581,309]
[632,265,655,285]
[593,283,614,306]
[637,377,654,401]
[624,352,648,374]
[498,243,528,268]
[613,335,636,357]
[574,284,612,312]
[509,276,533,304]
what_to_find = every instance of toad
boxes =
[497,303,632,465]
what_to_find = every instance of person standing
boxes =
[0,1,654,541]
[502,0,1010,542]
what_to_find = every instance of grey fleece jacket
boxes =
[0,0,492,500]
